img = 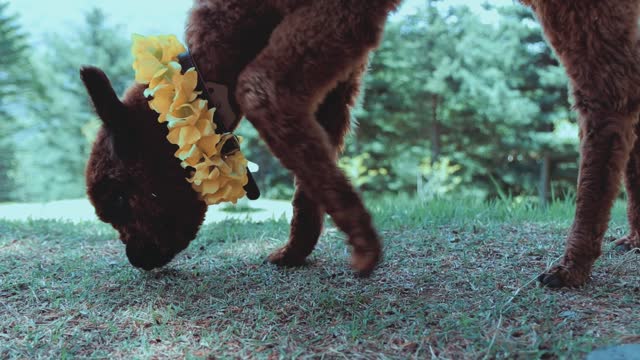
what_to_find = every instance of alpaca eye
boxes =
[115,195,127,208]
[89,179,133,225]
[105,193,131,224]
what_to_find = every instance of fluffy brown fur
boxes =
[529,0,640,288]
[82,0,640,286]
[82,0,400,275]
[82,78,207,270]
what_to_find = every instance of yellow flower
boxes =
[148,61,181,91]
[192,157,248,204]
[171,68,199,106]
[133,54,166,84]
[167,101,206,130]
[176,144,202,167]
[131,34,161,59]
[132,34,185,83]
[190,135,249,204]
[166,100,208,146]
[187,137,249,205]
[132,34,250,205]
[195,114,220,157]
[215,135,249,181]
[145,83,175,120]
[131,34,187,71]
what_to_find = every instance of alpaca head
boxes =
[81,66,207,270]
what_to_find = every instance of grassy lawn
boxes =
[1,197,639,359]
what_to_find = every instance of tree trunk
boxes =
[539,153,551,206]
[430,94,441,162]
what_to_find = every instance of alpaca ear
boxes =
[80,66,127,129]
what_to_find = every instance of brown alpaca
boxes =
[82,0,640,287]
[81,0,400,274]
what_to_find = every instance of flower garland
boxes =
[131,34,248,205]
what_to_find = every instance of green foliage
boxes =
[417,156,462,199]
[345,3,577,201]
[14,8,132,201]
[0,1,29,201]
[6,3,582,202]
[0,2,28,113]
[339,153,389,188]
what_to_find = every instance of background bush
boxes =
[0,2,581,204]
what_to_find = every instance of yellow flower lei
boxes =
[131,34,248,205]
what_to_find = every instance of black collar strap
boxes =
[178,50,260,200]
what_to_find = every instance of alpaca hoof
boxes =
[537,271,565,288]
[538,264,589,288]
[351,246,381,278]
[266,246,307,267]
[613,235,640,253]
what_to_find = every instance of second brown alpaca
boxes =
[529,0,640,287]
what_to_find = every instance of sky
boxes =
[8,0,516,45]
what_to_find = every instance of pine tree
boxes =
[16,8,132,201]
[495,6,576,204]
[0,1,29,201]
[346,3,574,200]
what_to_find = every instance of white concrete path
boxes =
[0,198,292,223]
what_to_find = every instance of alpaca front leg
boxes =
[268,182,325,266]
[268,70,364,267]
[243,110,380,275]
[236,1,390,275]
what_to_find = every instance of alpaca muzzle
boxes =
[125,243,175,271]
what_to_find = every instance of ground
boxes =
[1,197,639,359]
